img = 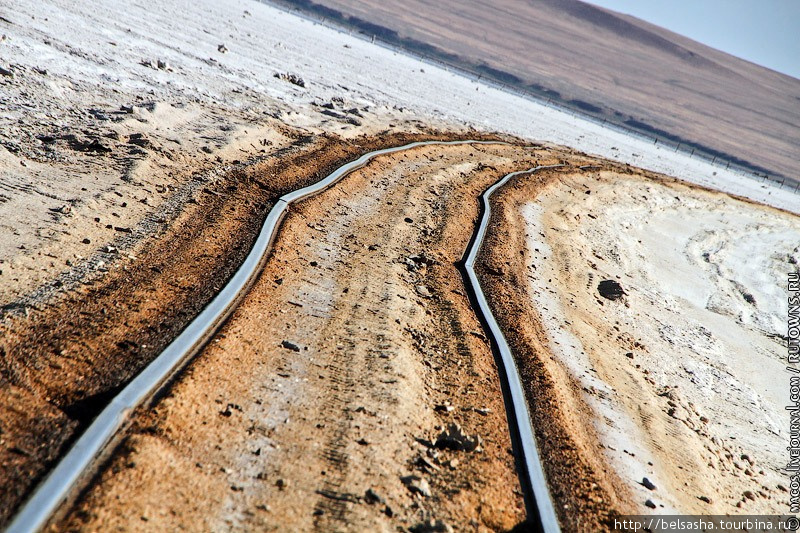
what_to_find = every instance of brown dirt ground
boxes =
[0,129,504,528]
[55,142,569,532]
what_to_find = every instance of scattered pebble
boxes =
[281,340,301,352]
[410,519,453,533]
[435,423,481,452]
[598,279,626,300]
[415,285,432,298]
[274,72,305,87]
[401,475,431,497]
[364,488,384,505]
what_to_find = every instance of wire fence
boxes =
[271,1,799,194]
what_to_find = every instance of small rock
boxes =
[415,455,439,473]
[410,519,453,533]
[218,44,228,53]
[281,340,301,352]
[401,475,431,497]
[434,404,454,413]
[598,279,626,300]
[644,499,656,509]
[0,65,14,77]
[485,262,505,276]
[157,59,169,70]
[82,238,91,244]
[743,490,755,501]
[641,477,656,490]
[127,132,151,148]
[364,488,384,505]
[276,478,289,490]
[469,330,487,341]
[102,245,118,254]
[435,423,481,452]
[415,285,432,298]
[698,495,712,504]
[474,408,491,416]
[274,72,305,88]
[625,352,634,359]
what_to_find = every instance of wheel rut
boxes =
[55,141,572,532]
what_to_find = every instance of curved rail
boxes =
[462,164,564,533]
[7,140,559,532]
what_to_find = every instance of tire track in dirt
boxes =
[56,141,573,532]
[0,130,499,529]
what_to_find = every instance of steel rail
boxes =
[7,140,559,532]
[462,164,565,533]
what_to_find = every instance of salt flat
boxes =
[521,171,799,513]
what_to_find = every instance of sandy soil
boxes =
[56,142,578,532]
[481,164,800,528]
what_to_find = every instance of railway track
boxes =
[8,141,560,533]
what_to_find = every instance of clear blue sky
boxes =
[585,0,800,79]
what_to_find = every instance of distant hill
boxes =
[272,0,800,182]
